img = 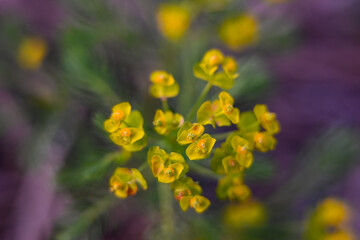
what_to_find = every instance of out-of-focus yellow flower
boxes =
[180,195,211,213]
[219,91,240,124]
[147,146,188,183]
[216,173,251,201]
[223,200,266,229]
[253,131,276,152]
[149,70,179,98]
[107,109,147,152]
[219,14,258,51]
[109,168,147,198]
[104,102,131,133]
[156,3,191,42]
[177,122,216,160]
[197,100,231,127]
[17,36,48,70]
[153,109,184,135]
[317,198,350,227]
[193,49,239,90]
[324,230,355,240]
[254,104,280,134]
[230,135,254,168]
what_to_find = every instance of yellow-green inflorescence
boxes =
[103,48,280,214]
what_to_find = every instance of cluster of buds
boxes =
[104,48,280,214]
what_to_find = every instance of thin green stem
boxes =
[186,82,212,122]
[138,161,148,172]
[188,161,221,180]
[55,195,116,240]
[158,183,174,240]
[161,98,169,112]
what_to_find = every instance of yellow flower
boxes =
[109,168,147,198]
[153,109,184,135]
[171,177,202,200]
[211,134,235,174]
[219,14,258,51]
[104,102,131,133]
[186,134,216,160]
[179,195,211,213]
[177,122,216,160]
[253,104,280,134]
[223,200,266,229]
[147,146,188,183]
[156,3,191,42]
[317,198,350,226]
[197,100,231,127]
[230,135,254,168]
[149,70,179,98]
[108,110,147,152]
[324,230,355,240]
[219,91,240,124]
[216,173,251,201]
[17,36,48,70]
[253,131,276,152]
[194,49,238,90]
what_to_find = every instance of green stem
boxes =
[189,161,221,180]
[138,161,148,172]
[158,183,174,240]
[186,82,212,122]
[161,98,170,112]
[55,195,116,240]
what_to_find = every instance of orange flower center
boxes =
[190,197,200,208]
[197,139,206,149]
[209,54,220,66]
[154,74,166,84]
[254,132,264,144]
[120,128,132,138]
[224,59,236,72]
[164,167,175,177]
[112,110,125,120]
[224,103,233,113]
[236,145,247,155]
[228,159,236,167]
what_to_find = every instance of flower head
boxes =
[197,100,231,127]
[253,131,276,152]
[104,102,131,133]
[317,198,350,227]
[109,168,147,198]
[230,135,254,168]
[17,36,48,70]
[147,146,189,183]
[193,49,238,90]
[219,14,258,51]
[219,91,240,124]
[149,70,179,98]
[153,109,184,135]
[156,3,191,41]
[253,104,280,134]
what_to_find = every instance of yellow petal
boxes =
[212,72,234,90]
[186,134,216,160]
[122,134,147,152]
[149,82,179,98]
[197,101,213,126]
[131,168,148,190]
[112,102,131,118]
[151,155,165,177]
[104,118,121,133]
[179,196,192,211]
[177,123,204,145]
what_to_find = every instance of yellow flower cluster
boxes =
[194,49,239,90]
[104,102,147,152]
[305,198,354,240]
[219,14,258,51]
[109,168,147,198]
[104,48,279,213]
